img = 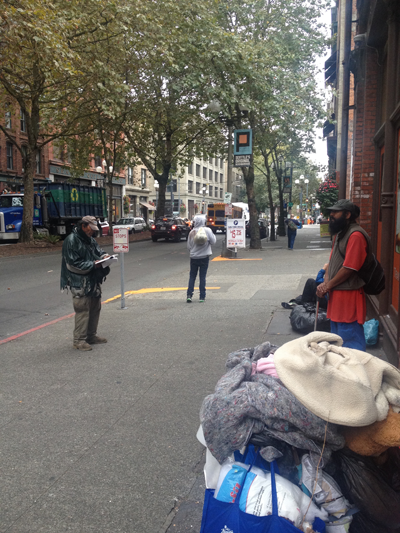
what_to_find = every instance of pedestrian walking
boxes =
[285,215,301,250]
[316,199,368,350]
[60,215,110,351]
[186,215,216,303]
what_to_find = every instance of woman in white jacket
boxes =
[186,215,216,303]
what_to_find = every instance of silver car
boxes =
[114,217,145,234]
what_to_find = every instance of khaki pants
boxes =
[72,295,102,343]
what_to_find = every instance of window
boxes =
[220,188,223,199]
[21,145,27,172]
[172,179,177,192]
[6,142,13,169]
[36,150,41,174]
[215,171,218,182]
[196,164,200,177]
[20,109,26,132]
[141,168,146,187]
[215,157,218,166]
[188,163,193,174]
[5,108,11,129]
[209,169,213,181]
[220,173,223,183]
[203,167,207,179]
[196,182,201,194]
[209,157,213,165]
[127,167,133,185]
[209,186,213,197]
[188,180,193,193]
[94,155,102,168]
[220,159,223,169]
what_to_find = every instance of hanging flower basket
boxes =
[123,195,130,214]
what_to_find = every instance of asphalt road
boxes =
[0,226,337,533]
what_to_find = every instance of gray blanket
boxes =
[200,354,345,464]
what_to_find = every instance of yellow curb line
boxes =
[103,287,221,304]
[212,257,263,261]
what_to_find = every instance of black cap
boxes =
[327,199,355,212]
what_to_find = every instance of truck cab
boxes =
[0,193,42,241]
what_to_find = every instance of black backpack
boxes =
[358,253,385,295]
[337,229,385,295]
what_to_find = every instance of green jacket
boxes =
[60,227,109,296]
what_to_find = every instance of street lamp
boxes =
[295,175,305,224]
[154,179,159,211]
[202,186,209,214]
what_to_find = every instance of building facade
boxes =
[327,0,400,364]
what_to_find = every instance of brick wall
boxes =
[350,46,379,237]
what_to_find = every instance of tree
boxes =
[0,0,130,242]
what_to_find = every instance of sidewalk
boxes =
[0,226,388,533]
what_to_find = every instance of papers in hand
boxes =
[96,255,118,268]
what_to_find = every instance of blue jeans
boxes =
[331,321,366,351]
[287,229,296,249]
[187,256,209,300]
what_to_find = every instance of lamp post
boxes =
[295,175,305,224]
[154,180,159,211]
[202,186,209,214]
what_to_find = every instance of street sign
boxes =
[234,154,251,167]
[226,219,246,248]
[234,129,252,155]
[113,227,129,253]
[288,202,293,208]
[224,192,232,204]
[225,203,232,216]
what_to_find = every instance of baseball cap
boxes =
[81,216,99,231]
[327,199,355,212]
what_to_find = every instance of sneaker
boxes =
[186,296,192,303]
[87,336,107,344]
[199,299,205,303]
[73,341,92,351]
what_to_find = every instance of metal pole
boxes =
[120,253,127,309]
[227,125,233,195]
[299,185,303,224]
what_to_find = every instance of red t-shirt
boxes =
[327,232,367,324]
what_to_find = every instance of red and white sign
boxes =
[113,227,129,253]
[226,219,246,248]
[225,203,232,216]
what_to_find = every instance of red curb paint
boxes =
[0,313,75,345]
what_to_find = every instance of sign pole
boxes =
[120,252,126,309]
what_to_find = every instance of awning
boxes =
[325,50,337,84]
[139,201,156,211]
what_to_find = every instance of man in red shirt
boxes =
[316,199,368,351]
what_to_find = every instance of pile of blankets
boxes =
[200,332,400,533]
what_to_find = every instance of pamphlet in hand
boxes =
[96,255,118,268]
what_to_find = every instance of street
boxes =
[0,226,339,533]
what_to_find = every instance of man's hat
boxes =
[327,199,355,212]
[81,215,99,231]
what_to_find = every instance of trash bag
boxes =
[333,449,400,529]
[350,511,400,533]
[290,303,330,333]
[364,318,379,346]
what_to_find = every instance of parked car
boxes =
[98,220,110,236]
[246,219,269,239]
[151,216,190,242]
[113,217,145,234]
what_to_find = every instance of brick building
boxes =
[328,0,400,363]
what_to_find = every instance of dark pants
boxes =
[187,257,209,300]
[302,279,328,309]
[72,295,102,343]
[287,229,296,249]
[331,320,366,351]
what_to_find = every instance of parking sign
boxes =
[113,227,129,253]
[226,219,246,248]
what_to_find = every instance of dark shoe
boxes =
[187,296,192,303]
[73,341,92,351]
[87,336,107,344]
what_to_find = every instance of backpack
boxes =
[358,253,385,295]
[288,219,297,231]
[194,226,208,245]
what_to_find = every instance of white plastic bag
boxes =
[239,470,328,527]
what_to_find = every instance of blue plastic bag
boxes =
[200,461,301,533]
[363,319,379,346]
